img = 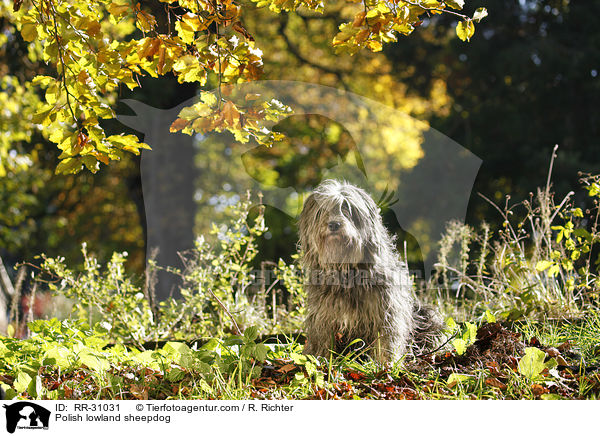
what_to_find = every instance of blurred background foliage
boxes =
[1,0,598,284]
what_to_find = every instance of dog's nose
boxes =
[328,221,341,232]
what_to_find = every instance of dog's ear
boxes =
[343,187,379,231]
[298,193,317,244]
[298,194,321,268]
[349,187,392,263]
[356,188,381,220]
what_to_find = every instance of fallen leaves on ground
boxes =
[7,322,600,400]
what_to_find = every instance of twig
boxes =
[550,191,575,223]
[205,285,241,335]
[413,331,458,358]
[477,192,521,247]
[402,0,470,20]
[546,144,559,198]
[25,282,37,338]
[278,15,350,89]
[47,1,78,123]
[143,248,160,324]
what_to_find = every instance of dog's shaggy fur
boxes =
[299,179,441,363]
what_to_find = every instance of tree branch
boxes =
[278,14,351,84]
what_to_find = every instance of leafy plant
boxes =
[446,318,477,355]
[34,194,304,345]
[517,347,556,381]
[0,317,274,400]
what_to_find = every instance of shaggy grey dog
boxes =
[298,179,441,363]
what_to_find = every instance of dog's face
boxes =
[299,180,385,267]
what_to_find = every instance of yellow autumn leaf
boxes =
[456,20,475,42]
[136,8,156,32]
[175,20,196,44]
[21,23,38,42]
[445,0,465,9]
[108,2,130,18]
[366,39,382,52]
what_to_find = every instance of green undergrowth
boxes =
[26,194,305,347]
[1,315,600,400]
[3,166,600,400]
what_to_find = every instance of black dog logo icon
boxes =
[3,402,50,433]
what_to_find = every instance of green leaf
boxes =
[518,347,546,379]
[43,346,73,369]
[34,375,44,399]
[573,228,592,240]
[132,350,159,367]
[447,373,470,387]
[167,367,185,382]
[56,157,83,175]
[453,338,467,355]
[79,351,110,372]
[541,393,564,400]
[223,336,244,346]
[456,20,475,42]
[0,383,15,400]
[484,310,496,323]
[164,342,192,356]
[243,326,259,342]
[545,357,558,370]
[291,352,307,365]
[253,343,268,361]
[556,229,564,243]
[31,75,55,87]
[201,338,220,351]
[463,321,477,344]
[164,342,193,366]
[14,371,33,394]
[548,264,561,277]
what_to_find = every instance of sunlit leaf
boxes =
[456,20,475,42]
[518,347,547,379]
[21,22,37,42]
[473,7,488,22]
[536,260,553,272]
[446,0,465,9]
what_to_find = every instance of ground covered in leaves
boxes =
[253,321,600,400]
[1,318,599,400]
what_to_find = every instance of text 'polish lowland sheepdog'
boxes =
[298,179,441,363]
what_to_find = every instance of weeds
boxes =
[28,193,304,346]
[429,151,600,321]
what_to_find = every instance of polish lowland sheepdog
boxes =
[298,180,441,362]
